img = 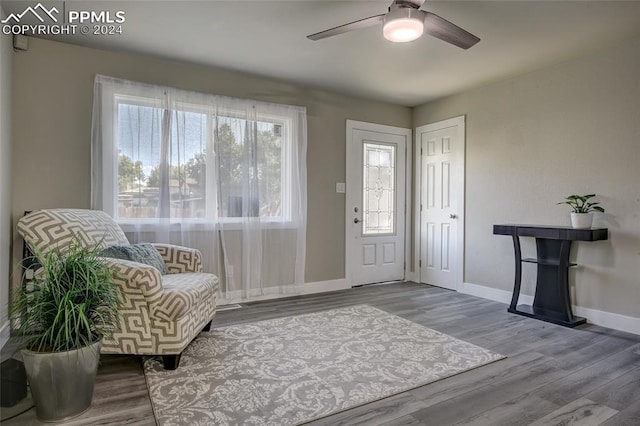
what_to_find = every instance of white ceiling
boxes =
[4,0,640,106]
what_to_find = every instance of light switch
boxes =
[336,182,346,193]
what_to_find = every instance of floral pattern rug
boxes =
[143,304,505,425]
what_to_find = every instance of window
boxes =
[92,76,305,225]
[93,76,308,295]
[362,142,396,235]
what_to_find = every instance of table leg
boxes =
[509,233,522,311]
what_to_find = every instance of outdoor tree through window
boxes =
[116,102,287,221]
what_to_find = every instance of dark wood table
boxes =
[493,224,608,327]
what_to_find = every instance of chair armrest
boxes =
[152,243,203,273]
[103,258,164,305]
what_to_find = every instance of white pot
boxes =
[570,212,593,229]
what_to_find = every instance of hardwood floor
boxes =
[2,282,639,425]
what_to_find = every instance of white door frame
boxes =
[413,116,465,290]
[345,120,412,286]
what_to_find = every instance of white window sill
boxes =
[117,219,299,233]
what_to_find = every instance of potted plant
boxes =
[10,241,120,422]
[558,194,605,229]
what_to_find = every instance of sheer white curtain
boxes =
[91,75,307,303]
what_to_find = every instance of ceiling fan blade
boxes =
[307,14,385,41]
[423,12,480,49]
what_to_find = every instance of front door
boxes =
[417,116,465,291]
[346,120,409,286]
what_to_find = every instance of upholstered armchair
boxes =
[17,208,218,370]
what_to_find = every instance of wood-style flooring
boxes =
[2,282,639,425]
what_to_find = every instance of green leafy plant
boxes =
[558,194,605,214]
[11,240,120,353]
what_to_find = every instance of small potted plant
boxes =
[558,194,605,229]
[10,240,120,422]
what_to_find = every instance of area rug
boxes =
[143,304,505,425]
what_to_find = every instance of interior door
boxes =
[346,121,409,286]
[417,117,465,291]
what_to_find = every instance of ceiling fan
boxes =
[307,0,480,49]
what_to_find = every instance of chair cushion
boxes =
[154,273,219,322]
[100,243,169,275]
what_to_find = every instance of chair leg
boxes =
[202,320,213,332]
[162,354,182,370]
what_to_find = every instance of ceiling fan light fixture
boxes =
[383,8,425,43]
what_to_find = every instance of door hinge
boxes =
[419,259,422,267]
[420,204,423,212]
[421,147,423,156]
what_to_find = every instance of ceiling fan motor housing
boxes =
[383,6,427,42]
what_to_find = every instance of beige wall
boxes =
[414,36,640,319]
[11,37,412,286]
[0,7,13,346]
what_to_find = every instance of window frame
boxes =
[109,91,295,227]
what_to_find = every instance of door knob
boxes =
[354,218,360,223]
[449,214,458,219]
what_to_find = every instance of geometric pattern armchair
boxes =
[17,208,218,370]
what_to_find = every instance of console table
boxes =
[493,224,608,327]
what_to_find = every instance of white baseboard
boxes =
[404,271,419,283]
[460,282,639,336]
[460,282,534,305]
[0,320,9,350]
[219,278,351,306]
[573,305,640,336]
